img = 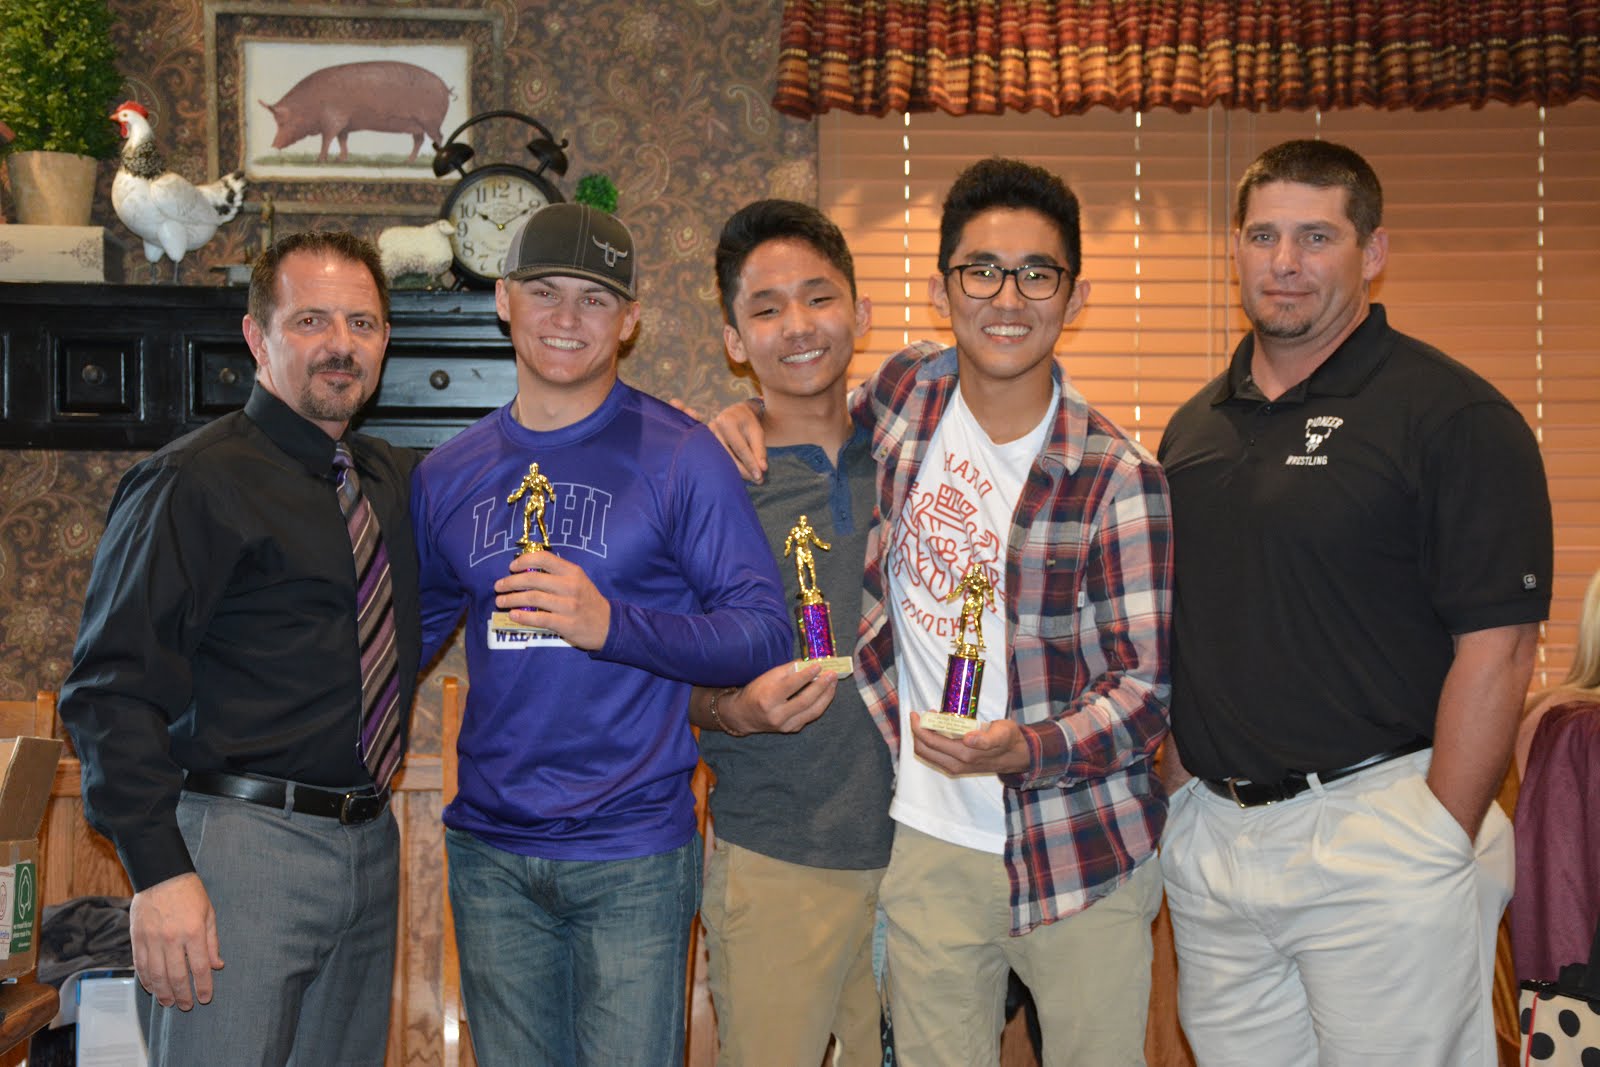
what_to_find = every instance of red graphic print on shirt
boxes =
[889,449,1008,641]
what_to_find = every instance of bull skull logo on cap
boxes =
[592,237,629,267]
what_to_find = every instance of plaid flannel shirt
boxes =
[854,342,1174,935]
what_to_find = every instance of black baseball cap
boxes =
[502,203,637,301]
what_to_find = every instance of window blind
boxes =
[820,101,1600,683]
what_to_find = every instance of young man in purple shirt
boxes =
[411,202,789,1066]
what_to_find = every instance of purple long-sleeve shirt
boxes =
[412,382,790,860]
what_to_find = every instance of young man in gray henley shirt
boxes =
[689,200,892,1066]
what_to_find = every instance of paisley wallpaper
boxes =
[0,0,817,753]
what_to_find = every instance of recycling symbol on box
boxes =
[14,862,34,925]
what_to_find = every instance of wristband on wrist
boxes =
[708,686,745,737]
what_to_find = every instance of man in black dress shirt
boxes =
[60,231,421,1066]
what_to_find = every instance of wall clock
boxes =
[431,111,568,289]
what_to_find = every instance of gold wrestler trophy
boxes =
[490,461,556,632]
[785,515,853,677]
[921,563,996,738]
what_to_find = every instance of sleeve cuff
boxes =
[118,827,197,893]
[1000,721,1070,791]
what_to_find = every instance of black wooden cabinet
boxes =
[0,283,515,449]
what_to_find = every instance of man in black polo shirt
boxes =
[1157,140,1551,1065]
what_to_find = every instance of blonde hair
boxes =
[1565,568,1600,689]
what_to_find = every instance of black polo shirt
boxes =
[1158,305,1551,782]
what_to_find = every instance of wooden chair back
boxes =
[685,755,713,1064]
[440,676,472,1067]
[0,690,56,740]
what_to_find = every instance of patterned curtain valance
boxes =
[773,1,1600,116]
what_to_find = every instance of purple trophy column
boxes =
[941,654,984,718]
[798,601,835,659]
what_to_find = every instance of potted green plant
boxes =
[0,0,124,225]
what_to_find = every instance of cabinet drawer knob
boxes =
[81,363,106,386]
[429,370,450,390]
[219,367,239,386]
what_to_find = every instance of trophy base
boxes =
[487,611,573,650]
[921,712,981,738]
[795,655,853,677]
[489,610,551,632]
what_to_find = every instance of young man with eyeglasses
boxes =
[711,158,1173,1064]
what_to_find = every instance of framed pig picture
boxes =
[243,43,471,178]
[205,3,505,213]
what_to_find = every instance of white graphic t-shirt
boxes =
[887,381,1058,853]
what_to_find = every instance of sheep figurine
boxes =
[377,219,455,284]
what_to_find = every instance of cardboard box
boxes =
[0,735,64,980]
[0,225,124,282]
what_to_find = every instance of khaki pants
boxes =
[880,825,1162,1067]
[1162,751,1513,1066]
[700,839,885,1067]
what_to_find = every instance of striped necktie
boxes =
[333,442,403,789]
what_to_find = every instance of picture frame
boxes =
[204,3,505,215]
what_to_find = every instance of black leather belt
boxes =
[184,770,389,824]
[1200,738,1431,808]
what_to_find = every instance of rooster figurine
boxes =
[110,101,246,280]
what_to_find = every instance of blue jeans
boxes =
[446,828,702,1067]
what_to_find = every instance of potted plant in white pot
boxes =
[0,0,124,225]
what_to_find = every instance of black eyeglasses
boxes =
[945,263,1068,301]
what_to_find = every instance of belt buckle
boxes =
[1223,776,1269,808]
[339,791,383,824]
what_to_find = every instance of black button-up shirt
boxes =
[60,386,421,890]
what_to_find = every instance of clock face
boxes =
[441,164,562,288]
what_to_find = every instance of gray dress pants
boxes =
[140,788,399,1067]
